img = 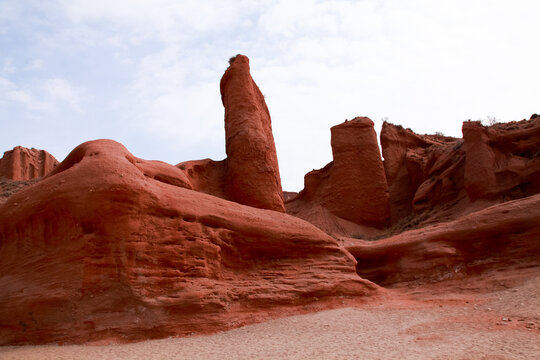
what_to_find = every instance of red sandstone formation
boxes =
[0,139,377,345]
[0,50,538,347]
[347,194,540,286]
[340,115,540,287]
[220,55,285,212]
[380,123,465,223]
[380,116,540,227]
[327,118,390,226]
[0,146,58,180]
[463,119,540,201]
[287,117,390,233]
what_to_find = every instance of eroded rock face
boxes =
[287,117,390,231]
[347,194,540,286]
[463,118,540,201]
[0,146,58,180]
[380,123,465,223]
[176,158,227,199]
[220,55,285,212]
[380,116,540,226]
[327,118,390,226]
[0,139,377,345]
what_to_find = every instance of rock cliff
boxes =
[0,146,58,180]
[380,115,540,228]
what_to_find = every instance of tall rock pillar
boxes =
[220,55,285,212]
[326,117,390,227]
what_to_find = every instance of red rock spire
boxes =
[220,55,285,212]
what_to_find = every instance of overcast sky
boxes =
[1,1,539,191]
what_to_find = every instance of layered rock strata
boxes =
[0,139,377,345]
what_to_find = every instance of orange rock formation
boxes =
[287,117,390,234]
[0,57,377,345]
[220,54,285,212]
[0,146,58,180]
[0,53,538,346]
[380,115,540,226]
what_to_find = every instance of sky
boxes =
[1,0,539,191]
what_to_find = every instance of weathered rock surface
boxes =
[379,115,540,227]
[0,178,38,206]
[347,194,540,286]
[0,139,377,345]
[220,55,285,212]
[286,117,390,233]
[463,118,540,201]
[0,146,58,180]
[176,158,227,199]
[380,123,465,223]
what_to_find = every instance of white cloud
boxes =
[41,78,84,112]
[58,0,261,44]
[23,59,44,71]
[0,76,84,113]
[121,46,225,158]
[1,58,15,75]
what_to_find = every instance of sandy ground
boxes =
[1,270,539,360]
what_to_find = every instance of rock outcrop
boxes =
[380,115,540,227]
[219,55,285,212]
[286,117,390,233]
[341,115,540,287]
[347,194,540,286]
[0,50,537,347]
[380,123,465,223]
[0,146,58,180]
[327,118,390,226]
[0,139,377,345]
[463,119,540,201]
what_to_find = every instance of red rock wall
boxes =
[0,139,377,345]
[463,118,540,201]
[347,194,540,286]
[0,146,58,180]
[220,55,285,212]
[380,122,465,223]
[380,116,540,227]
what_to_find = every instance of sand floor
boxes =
[1,272,539,360]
